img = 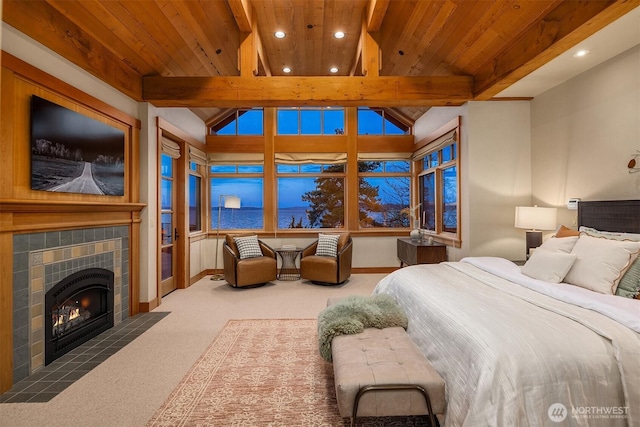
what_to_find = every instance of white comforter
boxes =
[373,257,640,427]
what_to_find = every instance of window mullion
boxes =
[435,167,443,234]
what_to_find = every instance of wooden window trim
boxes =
[358,160,411,230]
[414,117,461,247]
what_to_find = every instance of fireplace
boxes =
[44,268,114,365]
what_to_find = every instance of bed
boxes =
[373,200,640,427]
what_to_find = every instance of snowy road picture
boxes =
[30,96,125,196]
[50,162,104,195]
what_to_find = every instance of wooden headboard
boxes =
[577,200,640,234]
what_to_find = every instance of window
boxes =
[357,107,410,135]
[416,129,459,240]
[358,160,411,228]
[276,107,345,135]
[210,109,264,135]
[206,107,420,234]
[276,163,345,228]
[160,154,173,243]
[210,164,264,229]
[188,162,202,232]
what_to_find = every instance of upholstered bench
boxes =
[331,326,446,427]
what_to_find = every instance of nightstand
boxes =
[397,238,447,267]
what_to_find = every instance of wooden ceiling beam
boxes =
[3,0,142,100]
[360,13,381,77]
[253,20,272,76]
[474,0,639,100]
[142,75,473,108]
[229,0,271,77]
[227,0,252,33]
[366,0,390,32]
[349,35,363,77]
[239,31,259,77]
[351,0,387,78]
[381,107,414,128]
[205,108,237,128]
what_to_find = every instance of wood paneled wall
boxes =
[0,52,144,393]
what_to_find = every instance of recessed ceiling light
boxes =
[334,31,345,39]
[329,67,339,73]
[573,49,590,58]
[274,31,286,39]
[282,67,291,73]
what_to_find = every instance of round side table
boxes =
[274,247,303,280]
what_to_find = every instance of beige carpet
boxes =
[148,318,432,427]
[0,274,391,426]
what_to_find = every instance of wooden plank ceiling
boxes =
[3,0,637,125]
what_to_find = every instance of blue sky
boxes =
[211,109,408,207]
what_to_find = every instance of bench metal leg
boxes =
[350,384,437,427]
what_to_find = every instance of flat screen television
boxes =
[30,95,125,196]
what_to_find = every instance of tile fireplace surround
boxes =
[12,226,130,385]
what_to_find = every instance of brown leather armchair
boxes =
[222,234,277,288]
[300,233,352,285]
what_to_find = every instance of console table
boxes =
[397,238,447,267]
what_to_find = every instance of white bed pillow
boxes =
[578,226,640,298]
[537,236,579,253]
[564,235,640,294]
[521,249,577,283]
[579,226,640,242]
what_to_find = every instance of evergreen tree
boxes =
[358,162,385,227]
[302,162,384,227]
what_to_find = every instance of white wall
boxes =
[531,45,640,227]
[466,101,532,260]
[414,101,532,261]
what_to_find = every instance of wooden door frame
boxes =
[156,118,204,306]
[158,152,179,297]
[156,128,186,305]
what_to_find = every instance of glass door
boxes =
[160,154,177,296]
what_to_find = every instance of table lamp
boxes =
[515,205,557,259]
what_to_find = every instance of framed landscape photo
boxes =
[30,95,125,196]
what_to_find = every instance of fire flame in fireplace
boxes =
[53,307,80,328]
[52,302,90,337]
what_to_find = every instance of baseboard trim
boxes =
[139,298,159,313]
[201,267,396,277]
[190,271,207,285]
[352,267,398,274]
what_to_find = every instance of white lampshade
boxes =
[224,195,241,209]
[515,206,557,230]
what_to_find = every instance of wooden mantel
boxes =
[0,199,147,212]
[1,54,144,394]
[0,201,146,234]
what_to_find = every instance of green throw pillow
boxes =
[616,257,640,299]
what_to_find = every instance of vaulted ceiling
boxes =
[3,0,637,126]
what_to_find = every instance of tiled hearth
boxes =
[12,226,130,385]
[0,312,168,403]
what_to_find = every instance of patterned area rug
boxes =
[147,319,433,427]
